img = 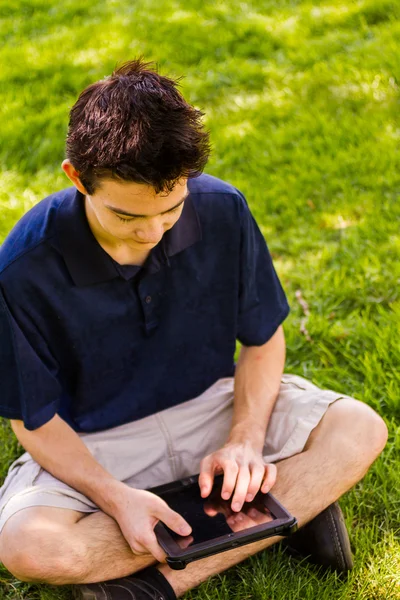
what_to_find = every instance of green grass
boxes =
[1,0,400,597]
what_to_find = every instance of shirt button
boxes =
[145,295,152,304]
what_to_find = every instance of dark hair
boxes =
[66,58,211,195]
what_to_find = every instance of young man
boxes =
[0,59,388,600]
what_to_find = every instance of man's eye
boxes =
[116,214,134,222]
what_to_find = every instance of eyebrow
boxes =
[105,191,190,218]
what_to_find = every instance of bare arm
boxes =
[10,414,126,517]
[199,325,286,509]
[229,324,286,450]
[10,414,191,561]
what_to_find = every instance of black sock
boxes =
[134,566,177,600]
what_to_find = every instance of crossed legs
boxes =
[0,399,388,596]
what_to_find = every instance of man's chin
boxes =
[134,240,158,246]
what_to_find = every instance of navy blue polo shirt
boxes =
[0,174,289,432]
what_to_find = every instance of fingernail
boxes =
[222,492,230,500]
[232,502,241,511]
[201,487,207,496]
[246,494,253,502]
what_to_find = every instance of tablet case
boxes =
[150,474,298,569]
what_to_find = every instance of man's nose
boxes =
[135,221,164,243]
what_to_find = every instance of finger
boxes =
[198,455,215,498]
[129,534,161,561]
[156,501,192,536]
[245,463,265,502]
[140,530,167,563]
[221,460,239,501]
[261,463,277,493]
[129,539,148,557]
[231,466,251,512]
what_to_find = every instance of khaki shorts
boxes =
[0,375,353,534]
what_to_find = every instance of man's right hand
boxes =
[10,417,191,563]
[112,487,192,563]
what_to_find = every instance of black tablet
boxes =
[150,473,298,569]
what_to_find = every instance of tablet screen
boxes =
[160,478,275,547]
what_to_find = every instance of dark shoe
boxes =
[283,502,353,573]
[72,575,169,600]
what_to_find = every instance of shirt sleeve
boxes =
[236,191,290,346]
[0,286,61,430]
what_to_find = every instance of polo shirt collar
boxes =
[55,186,201,287]
[163,184,202,257]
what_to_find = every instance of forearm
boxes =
[229,325,286,451]
[10,414,125,518]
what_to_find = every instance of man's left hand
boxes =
[198,441,277,512]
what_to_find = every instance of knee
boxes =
[332,398,388,461]
[0,515,87,584]
[368,408,389,456]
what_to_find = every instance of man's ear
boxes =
[61,160,88,195]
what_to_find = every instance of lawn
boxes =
[0,0,399,598]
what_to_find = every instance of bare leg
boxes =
[0,506,155,584]
[159,399,388,596]
[0,399,387,589]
